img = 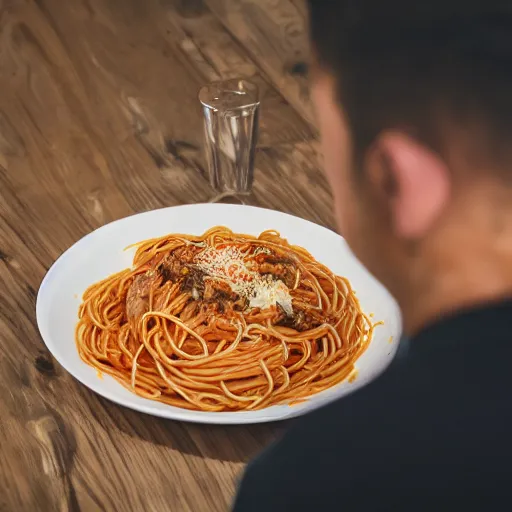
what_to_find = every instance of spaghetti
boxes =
[76,227,376,411]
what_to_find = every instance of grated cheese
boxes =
[194,245,293,314]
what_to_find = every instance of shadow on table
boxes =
[92,393,289,464]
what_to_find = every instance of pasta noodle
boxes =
[76,227,376,411]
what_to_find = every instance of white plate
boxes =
[37,204,401,424]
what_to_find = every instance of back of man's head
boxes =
[307,0,512,333]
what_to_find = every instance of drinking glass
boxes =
[199,79,260,203]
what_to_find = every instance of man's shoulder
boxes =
[234,306,512,511]
[234,363,419,510]
[299,346,420,424]
[276,358,414,457]
[248,361,415,478]
[249,340,512,481]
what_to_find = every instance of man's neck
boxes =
[402,237,512,337]
[404,285,512,338]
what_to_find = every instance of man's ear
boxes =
[365,132,451,239]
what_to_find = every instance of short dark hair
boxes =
[307,0,512,171]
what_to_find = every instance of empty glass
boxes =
[199,79,260,203]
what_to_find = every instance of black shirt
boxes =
[233,300,512,511]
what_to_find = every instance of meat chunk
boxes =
[276,304,326,331]
[126,273,158,320]
[181,268,206,298]
[200,279,244,314]
[158,246,199,284]
[258,261,296,289]
[233,296,249,311]
[158,254,183,284]
[203,279,237,301]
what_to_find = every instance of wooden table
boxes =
[0,1,333,510]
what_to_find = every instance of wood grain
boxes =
[0,0,331,510]
[205,0,313,125]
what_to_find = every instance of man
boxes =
[233,1,512,510]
